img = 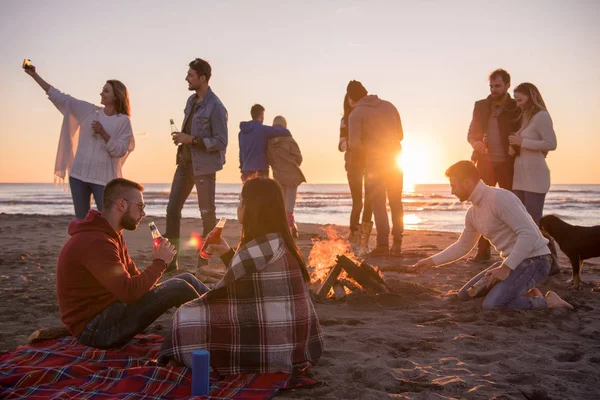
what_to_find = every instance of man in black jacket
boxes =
[467,69,519,262]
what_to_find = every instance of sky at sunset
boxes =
[1,0,599,185]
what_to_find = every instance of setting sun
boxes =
[396,136,438,191]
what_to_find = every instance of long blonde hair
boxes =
[514,82,547,125]
[106,79,131,116]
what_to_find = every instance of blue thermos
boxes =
[192,349,210,396]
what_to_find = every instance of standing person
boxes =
[238,104,291,181]
[339,94,373,255]
[24,63,135,220]
[267,115,306,238]
[509,82,560,274]
[410,161,572,310]
[166,58,228,271]
[466,68,520,263]
[57,178,209,349]
[347,80,403,257]
[158,178,324,373]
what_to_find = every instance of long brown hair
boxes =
[239,177,309,282]
[106,79,131,116]
[514,82,547,125]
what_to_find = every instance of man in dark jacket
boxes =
[238,104,291,181]
[56,178,209,349]
[347,80,404,257]
[467,68,520,263]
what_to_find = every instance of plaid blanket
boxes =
[160,233,324,375]
[0,334,319,399]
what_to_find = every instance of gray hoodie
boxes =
[348,95,403,171]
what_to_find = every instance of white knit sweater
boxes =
[431,182,550,269]
[48,87,135,186]
[513,110,557,194]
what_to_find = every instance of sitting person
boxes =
[410,161,572,310]
[267,115,306,238]
[56,178,209,349]
[158,177,324,374]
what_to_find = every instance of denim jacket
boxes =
[179,87,228,175]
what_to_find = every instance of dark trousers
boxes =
[70,176,105,220]
[77,274,208,349]
[241,169,269,182]
[476,159,513,255]
[347,170,373,232]
[366,168,404,247]
[513,190,546,225]
[166,163,217,238]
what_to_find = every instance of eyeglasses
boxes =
[122,199,146,211]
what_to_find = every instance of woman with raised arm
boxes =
[24,63,135,219]
[158,177,323,374]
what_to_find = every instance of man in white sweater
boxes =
[411,161,572,310]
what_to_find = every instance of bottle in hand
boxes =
[170,119,182,146]
[467,276,491,297]
[148,222,163,248]
[199,218,227,259]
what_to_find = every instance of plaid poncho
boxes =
[159,233,324,375]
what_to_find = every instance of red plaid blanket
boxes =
[0,334,319,399]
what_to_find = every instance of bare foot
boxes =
[545,291,574,310]
[523,288,543,298]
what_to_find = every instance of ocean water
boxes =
[0,183,598,233]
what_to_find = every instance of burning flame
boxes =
[308,226,357,282]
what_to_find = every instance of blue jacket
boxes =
[238,120,290,171]
[179,87,228,175]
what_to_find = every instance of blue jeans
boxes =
[366,168,404,246]
[70,176,105,219]
[513,190,546,225]
[77,273,208,349]
[166,163,217,238]
[457,255,551,310]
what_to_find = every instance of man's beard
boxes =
[121,211,141,231]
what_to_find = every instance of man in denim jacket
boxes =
[166,58,228,271]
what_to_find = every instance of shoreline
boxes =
[1,214,599,398]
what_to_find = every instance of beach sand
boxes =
[1,214,599,399]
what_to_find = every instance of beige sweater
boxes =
[431,182,550,269]
[513,110,557,193]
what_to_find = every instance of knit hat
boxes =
[346,80,368,101]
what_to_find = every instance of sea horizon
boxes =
[2,183,599,233]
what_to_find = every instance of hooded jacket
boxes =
[56,210,166,336]
[348,95,403,172]
[238,120,291,172]
[267,135,306,187]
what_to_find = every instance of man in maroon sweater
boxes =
[56,178,209,349]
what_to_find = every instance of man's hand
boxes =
[152,238,177,265]
[205,237,231,257]
[408,258,435,274]
[471,140,488,154]
[172,132,194,145]
[485,264,511,287]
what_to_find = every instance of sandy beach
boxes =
[1,213,599,399]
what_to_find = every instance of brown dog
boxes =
[540,215,600,289]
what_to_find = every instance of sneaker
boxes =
[390,242,402,257]
[468,252,491,263]
[367,245,389,257]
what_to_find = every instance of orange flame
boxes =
[308,226,357,282]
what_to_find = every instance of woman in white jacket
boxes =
[24,63,135,219]
[509,82,557,224]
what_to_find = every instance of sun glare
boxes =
[396,136,436,192]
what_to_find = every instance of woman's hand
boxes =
[23,64,37,77]
[508,146,516,157]
[508,135,522,146]
[205,237,231,257]
[91,121,105,136]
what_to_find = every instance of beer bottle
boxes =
[148,222,163,248]
[199,218,227,259]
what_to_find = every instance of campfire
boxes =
[308,227,389,299]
